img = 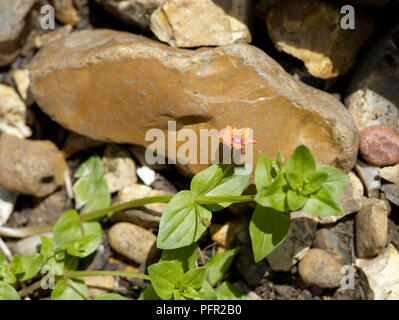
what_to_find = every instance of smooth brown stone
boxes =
[30,29,359,174]
[108,222,158,264]
[355,197,388,258]
[0,134,67,197]
[298,248,343,288]
[150,0,251,47]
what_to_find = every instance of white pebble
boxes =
[136,166,156,186]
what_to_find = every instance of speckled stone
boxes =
[360,126,399,166]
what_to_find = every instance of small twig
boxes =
[0,236,12,262]
[18,280,42,298]
[64,169,74,200]
[198,247,205,266]
[203,242,217,252]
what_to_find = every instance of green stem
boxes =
[0,193,255,239]
[0,196,173,238]
[66,270,150,281]
[196,195,255,204]
[18,271,150,298]
[80,196,173,222]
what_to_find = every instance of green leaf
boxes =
[157,191,211,250]
[287,189,307,211]
[40,236,66,276]
[316,164,350,199]
[0,281,20,300]
[0,254,16,284]
[45,248,77,276]
[276,151,285,170]
[303,187,344,217]
[53,210,102,257]
[66,234,101,258]
[249,205,290,263]
[139,285,161,300]
[66,221,102,258]
[53,210,82,245]
[173,289,182,300]
[180,287,200,300]
[255,156,275,191]
[10,255,23,275]
[216,282,246,300]
[302,171,328,196]
[51,279,89,300]
[95,293,126,300]
[148,261,184,300]
[11,254,44,282]
[198,281,217,300]
[286,145,316,176]
[191,164,224,195]
[73,155,111,213]
[40,236,53,257]
[254,174,287,212]
[44,258,64,277]
[201,163,252,211]
[160,243,198,272]
[286,172,302,191]
[204,248,240,287]
[82,220,102,236]
[180,267,207,291]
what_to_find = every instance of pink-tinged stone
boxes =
[360,126,399,166]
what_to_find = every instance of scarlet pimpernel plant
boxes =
[0,125,349,300]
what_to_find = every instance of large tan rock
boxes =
[267,0,374,79]
[30,29,359,174]
[150,0,251,47]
